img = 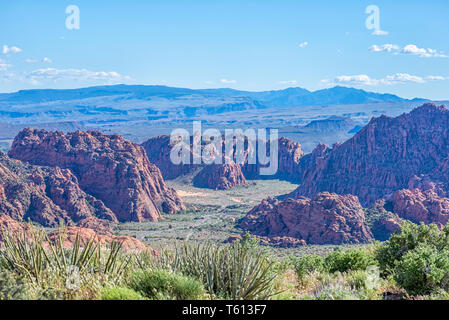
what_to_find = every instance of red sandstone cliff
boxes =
[289,104,449,206]
[0,152,116,228]
[240,192,373,244]
[8,129,185,222]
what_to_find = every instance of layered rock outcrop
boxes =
[240,192,373,244]
[0,152,116,227]
[9,129,185,222]
[142,135,199,179]
[0,218,156,253]
[289,104,449,205]
[142,135,305,187]
[391,188,449,226]
[192,163,246,190]
[47,227,158,253]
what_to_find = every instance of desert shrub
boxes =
[135,241,277,300]
[101,286,145,300]
[364,208,402,241]
[0,269,30,300]
[393,244,449,295]
[325,248,376,273]
[291,255,325,280]
[376,222,449,274]
[129,269,205,300]
[0,226,131,284]
[307,272,368,300]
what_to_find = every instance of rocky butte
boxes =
[8,129,185,222]
[240,192,373,245]
[141,135,306,188]
[0,151,116,230]
[289,104,449,206]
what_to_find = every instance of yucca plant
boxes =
[135,241,278,300]
[0,225,132,286]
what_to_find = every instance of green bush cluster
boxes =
[325,248,377,273]
[377,222,449,295]
[129,269,205,300]
[101,286,145,300]
[290,255,325,280]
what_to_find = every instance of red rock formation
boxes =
[47,227,158,253]
[392,188,449,226]
[142,135,199,179]
[240,192,373,245]
[9,129,185,222]
[0,220,156,253]
[142,135,305,185]
[0,152,117,227]
[290,104,449,205]
[76,217,114,235]
[0,214,26,242]
[193,163,247,190]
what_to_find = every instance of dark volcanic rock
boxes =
[9,129,185,222]
[192,163,246,190]
[0,152,117,227]
[289,104,449,206]
[240,192,373,245]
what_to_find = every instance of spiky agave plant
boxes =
[134,241,278,300]
[0,225,132,285]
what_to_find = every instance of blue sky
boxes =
[1,0,448,99]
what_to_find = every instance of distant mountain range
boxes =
[0,84,423,109]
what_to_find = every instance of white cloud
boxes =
[26,57,52,63]
[383,73,425,84]
[219,78,236,85]
[25,68,132,84]
[426,75,447,81]
[399,44,449,58]
[371,30,388,36]
[322,73,447,87]
[369,44,399,52]
[298,41,308,48]
[331,74,379,86]
[0,58,11,71]
[2,45,22,55]
[279,80,298,85]
[370,43,448,58]
[0,63,12,71]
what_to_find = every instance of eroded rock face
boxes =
[142,135,199,179]
[0,220,157,253]
[290,104,449,206]
[9,129,185,222]
[193,163,246,190]
[0,214,26,242]
[142,135,305,185]
[241,137,305,181]
[240,192,373,244]
[47,227,158,253]
[392,188,449,226]
[0,152,117,227]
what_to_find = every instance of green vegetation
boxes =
[1,221,449,300]
[129,269,205,300]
